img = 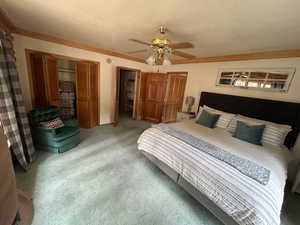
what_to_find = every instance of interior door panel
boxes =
[162,72,187,123]
[30,53,48,108]
[90,63,99,127]
[76,61,92,128]
[43,55,60,107]
[143,73,167,123]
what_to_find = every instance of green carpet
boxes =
[16,118,300,225]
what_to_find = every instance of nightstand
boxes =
[293,165,300,193]
[177,112,196,122]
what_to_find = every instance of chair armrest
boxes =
[63,119,79,128]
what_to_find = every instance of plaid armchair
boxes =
[28,106,80,153]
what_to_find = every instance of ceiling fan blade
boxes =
[172,50,196,59]
[169,42,194,49]
[126,49,148,54]
[129,39,151,46]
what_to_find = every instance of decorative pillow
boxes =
[40,117,64,129]
[196,110,220,128]
[197,106,236,129]
[233,121,265,145]
[228,115,291,147]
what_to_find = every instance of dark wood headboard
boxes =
[198,92,300,149]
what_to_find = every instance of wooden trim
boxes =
[15,27,146,64]
[172,49,300,64]
[115,66,141,73]
[0,8,16,32]
[26,48,100,64]
[96,62,101,126]
[167,71,188,76]
[100,122,114,126]
[113,66,141,124]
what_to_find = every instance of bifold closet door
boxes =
[113,68,121,125]
[162,72,187,123]
[76,61,99,128]
[89,63,99,127]
[43,55,60,107]
[143,73,167,123]
[29,53,48,108]
[29,53,60,108]
[134,72,147,120]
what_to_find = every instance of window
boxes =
[216,68,295,92]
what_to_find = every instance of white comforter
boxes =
[137,120,291,225]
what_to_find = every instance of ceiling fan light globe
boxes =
[146,55,155,65]
[163,58,172,66]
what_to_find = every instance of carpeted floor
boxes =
[16,118,300,225]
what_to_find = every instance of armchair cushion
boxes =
[63,118,79,128]
[40,117,64,129]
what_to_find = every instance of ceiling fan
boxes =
[127,26,195,65]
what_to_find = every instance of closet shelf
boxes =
[58,68,76,73]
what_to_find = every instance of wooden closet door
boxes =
[30,53,48,108]
[90,63,99,127]
[43,55,60,107]
[76,61,99,128]
[134,72,147,120]
[162,72,187,123]
[76,62,91,128]
[113,68,121,125]
[143,73,167,123]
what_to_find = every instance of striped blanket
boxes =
[137,120,290,225]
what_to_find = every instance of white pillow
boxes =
[197,106,236,129]
[228,115,292,147]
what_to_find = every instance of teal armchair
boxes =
[28,106,80,153]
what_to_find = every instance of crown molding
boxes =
[0,7,146,63]
[14,28,146,64]
[172,49,300,64]
[0,8,16,32]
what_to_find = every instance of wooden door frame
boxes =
[114,66,141,125]
[25,49,100,125]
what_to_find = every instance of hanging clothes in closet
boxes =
[59,81,76,119]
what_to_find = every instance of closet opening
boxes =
[57,59,77,120]
[114,67,140,125]
[26,49,100,128]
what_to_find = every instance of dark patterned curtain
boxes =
[0,30,35,170]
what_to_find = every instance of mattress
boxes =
[137,120,291,225]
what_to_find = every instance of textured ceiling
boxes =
[2,0,300,60]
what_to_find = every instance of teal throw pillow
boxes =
[233,121,265,145]
[196,110,220,128]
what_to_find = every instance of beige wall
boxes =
[164,58,300,112]
[13,34,152,125]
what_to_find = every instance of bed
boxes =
[137,92,300,225]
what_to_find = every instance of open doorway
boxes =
[114,67,140,125]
